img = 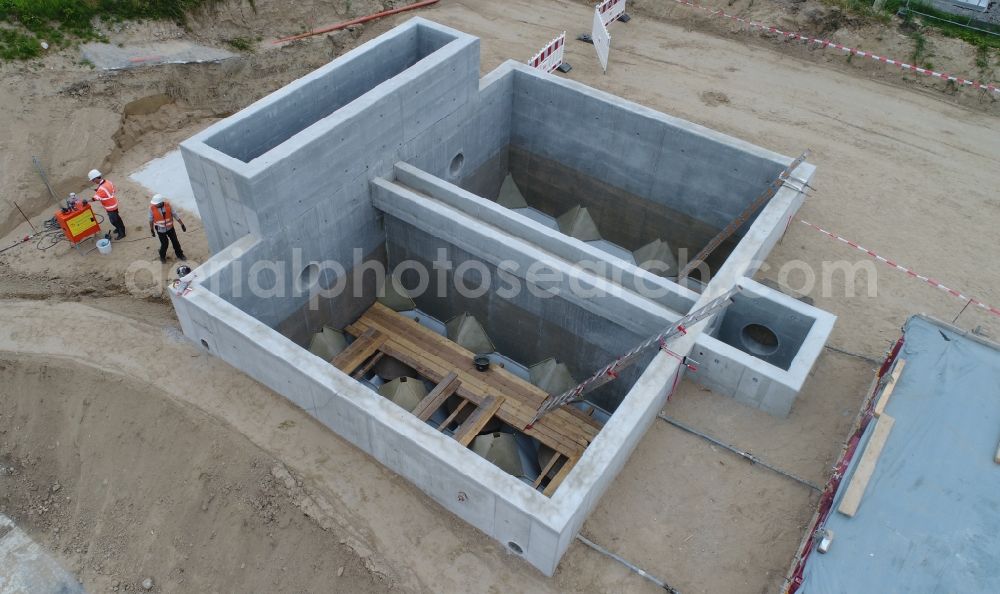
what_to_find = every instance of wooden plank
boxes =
[352,351,385,380]
[838,415,896,517]
[873,359,906,418]
[543,455,578,497]
[331,328,386,373]
[413,372,461,421]
[534,451,561,489]
[359,305,600,444]
[438,399,469,431]
[454,395,505,446]
[347,307,595,456]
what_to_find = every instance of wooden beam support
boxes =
[352,351,385,380]
[873,359,906,418]
[454,395,505,446]
[534,451,561,489]
[838,414,895,517]
[543,455,578,497]
[413,372,461,421]
[438,399,469,431]
[331,328,386,374]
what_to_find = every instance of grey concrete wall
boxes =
[384,215,649,409]
[506,146,737,263]
[508,66,790,236]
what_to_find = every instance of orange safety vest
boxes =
[93,179,119,212]
[150,202,174,231]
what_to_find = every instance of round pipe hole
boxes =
[740,323,779,357]
[296,262,319,292]
[450,152,465,176]
[507,541,523,555]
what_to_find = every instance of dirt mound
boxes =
[0,355,391,593]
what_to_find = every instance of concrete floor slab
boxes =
[80,41,235,71]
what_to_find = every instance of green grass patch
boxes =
[887,0,1000,50]
[224,35,255,52]
[820,0,1000,51]
[0,0,237,60]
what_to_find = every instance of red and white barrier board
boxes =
[528,31,567,73]
[597,0,627,26]
[592,8,611,72]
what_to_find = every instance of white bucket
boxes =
[96,238,112,255]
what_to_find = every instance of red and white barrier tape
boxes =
[672,0,999,95]
[799,219,1000,318]
[597,0,628,27]
[529,31,567,73]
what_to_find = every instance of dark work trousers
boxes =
[156,227,186,261]
[107,210,126,239]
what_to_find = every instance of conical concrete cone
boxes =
[557,205,602,241]
[377,278,416,312]
[308,326,348,361]
[471,432,524,477]
[633,238,679,277]
[374,356,417,381]
[528,358,577,395]
[497,174,528,208]
[445,313,494,354]
[378,377,427,413]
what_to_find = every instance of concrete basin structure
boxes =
[170,18,834,575]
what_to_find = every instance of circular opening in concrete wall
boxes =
[200,339,210,351]
[296,263,319,292]
[507,541,524,555]
[450,152,465,176]
[741,323,779,357]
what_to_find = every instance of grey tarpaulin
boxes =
[799,315,1000,593]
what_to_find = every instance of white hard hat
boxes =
[151,194,165,205]
[88,169,102,181]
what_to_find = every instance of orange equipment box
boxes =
[55,202,101,244]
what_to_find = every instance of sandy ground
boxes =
[0,0,998,592]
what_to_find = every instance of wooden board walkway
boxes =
[337,302,602,496]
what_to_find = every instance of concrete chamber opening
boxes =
[205,22,458,163]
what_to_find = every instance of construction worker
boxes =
[86,169,127,240]
[149,194,187,263]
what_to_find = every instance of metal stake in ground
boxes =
[678,151,810,279]
[31,156,63,210]
[576,534,680,593]
[6,199,37,233]
[657,414,822,491]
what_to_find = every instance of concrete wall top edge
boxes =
[507,63,793,168]
[188,233,262,285]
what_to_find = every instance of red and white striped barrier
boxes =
[799,219,1000,318]
[528,31,567,73]
[671,0,999,95]
[597,0,628,27]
